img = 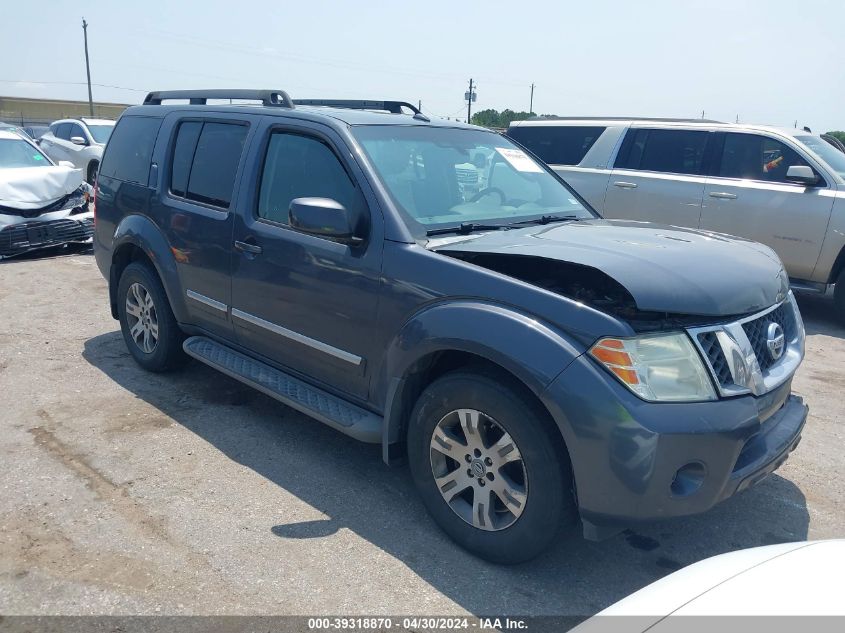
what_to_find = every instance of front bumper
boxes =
[0,212,94,258]
[541,354,807,539]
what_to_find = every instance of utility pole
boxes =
[466,78,474,124]
[529,83,535,114]
[82,18,94,116]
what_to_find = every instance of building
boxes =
[0,96,132,125]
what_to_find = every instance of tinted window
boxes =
[68,123,86,141]
[718,133,812,183]
[616,128,709,175]
[184,122,248,208]
[258,132,363,226]
[169,121,202,198]
[56,123,72,140]
[507,125,606,165]
[99,116,161,184]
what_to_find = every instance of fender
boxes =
[378,299,586,461]
[109,214,188,323]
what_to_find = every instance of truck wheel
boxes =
[836,269,845,321]
[117,261,186,372]
[407,369,577,564]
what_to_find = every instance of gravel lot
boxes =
[1,248,843,617]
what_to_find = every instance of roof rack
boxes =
[143,89,294,108]
[293,99,422,115]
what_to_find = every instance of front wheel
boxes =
[87,161,99,185]
[407,369,577,564]
[117,261,186,372]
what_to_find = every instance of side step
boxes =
[183,336,382,443]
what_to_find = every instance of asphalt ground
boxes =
[1,247,843,617]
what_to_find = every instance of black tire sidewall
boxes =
[835,269,845,319]
[407,371,575,564]
[87,161,98,185]
[117,262,183,372]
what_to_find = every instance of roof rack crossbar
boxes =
[293,99,421,115]
[143,89,294,108]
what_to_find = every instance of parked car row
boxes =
[506,118,845,319]
[92,90,807,564]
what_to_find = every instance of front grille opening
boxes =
[742,304,794,372]
[697,331,732,386]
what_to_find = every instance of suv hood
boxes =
[431,219,787,317]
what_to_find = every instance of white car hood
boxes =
[0,165,84,210]
[574,540,845,632]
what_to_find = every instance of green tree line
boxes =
[471,109,554,129]
[827,131,845,144]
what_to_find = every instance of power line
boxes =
[0,79,148,93]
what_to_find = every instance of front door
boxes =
[603,127,712,228]
[699,132,835,280]
[230,119,383,400]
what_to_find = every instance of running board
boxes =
[183,336,381,443]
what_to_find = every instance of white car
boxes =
[0,130,94,259]
[39,117,115,184]
[573,540,845,631]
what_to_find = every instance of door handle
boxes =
[613,181,638,189]
[709,192,737,200]
[234,240,263,255]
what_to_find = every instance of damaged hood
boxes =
[0,165,84,211]
[431,219,787,316]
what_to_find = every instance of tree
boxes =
[470,108,544,129]
[827,131,845,144]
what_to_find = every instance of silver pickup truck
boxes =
[507,118,845,318]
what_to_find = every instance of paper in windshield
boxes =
[495,147,544,173]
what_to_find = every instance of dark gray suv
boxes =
[93,90,808,563]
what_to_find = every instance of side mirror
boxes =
[785,165,819,186]
[58,160,76,169]
[70,136,88,146]
[288,197,364,245]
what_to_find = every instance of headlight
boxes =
[589,333,717,402]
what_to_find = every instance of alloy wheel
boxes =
[125,282,159,354]
[429,408,528,531]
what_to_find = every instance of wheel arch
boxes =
[109,215,186,322]
[378,301,584,465]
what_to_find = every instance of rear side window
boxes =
[55,123,72,140]
[616,128,709,175]
[718,133,813,183]
[257,132,363,226]
[169,121,248,208]
[507,125,606,165]
[99,116,161,185]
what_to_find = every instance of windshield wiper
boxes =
[425,222,505,236]
[505,214,583,227]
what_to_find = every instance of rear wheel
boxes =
[407,369,577,564]
[117,261,186,372]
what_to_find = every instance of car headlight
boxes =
[589,333,717,402]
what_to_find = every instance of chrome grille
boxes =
[455,167,478,185]
[688,293,805,397]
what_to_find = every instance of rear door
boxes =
[230,117,383,400]
[603,127,711,228]
[700,132,835,280]
[64,122,89,168]
[506,123,615,210]
[153,112,254,339]
[42,122,72,163]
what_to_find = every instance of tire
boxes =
[117,261,186,372]
[835,269,845,320]
[407,368,577,564]
[86,161,99,185]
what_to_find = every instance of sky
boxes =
[3,0,844,131]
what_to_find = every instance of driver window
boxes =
[258,132,364,225]
[719,133,812,184]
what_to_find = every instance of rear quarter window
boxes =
[507,125,606,165]
[99,116,162,185]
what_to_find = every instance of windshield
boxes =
[353,125,594,233]
[796,135,845,177]
[87,124,114,144]
[0,138,51,168]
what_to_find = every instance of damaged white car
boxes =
[0,130,94,259]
